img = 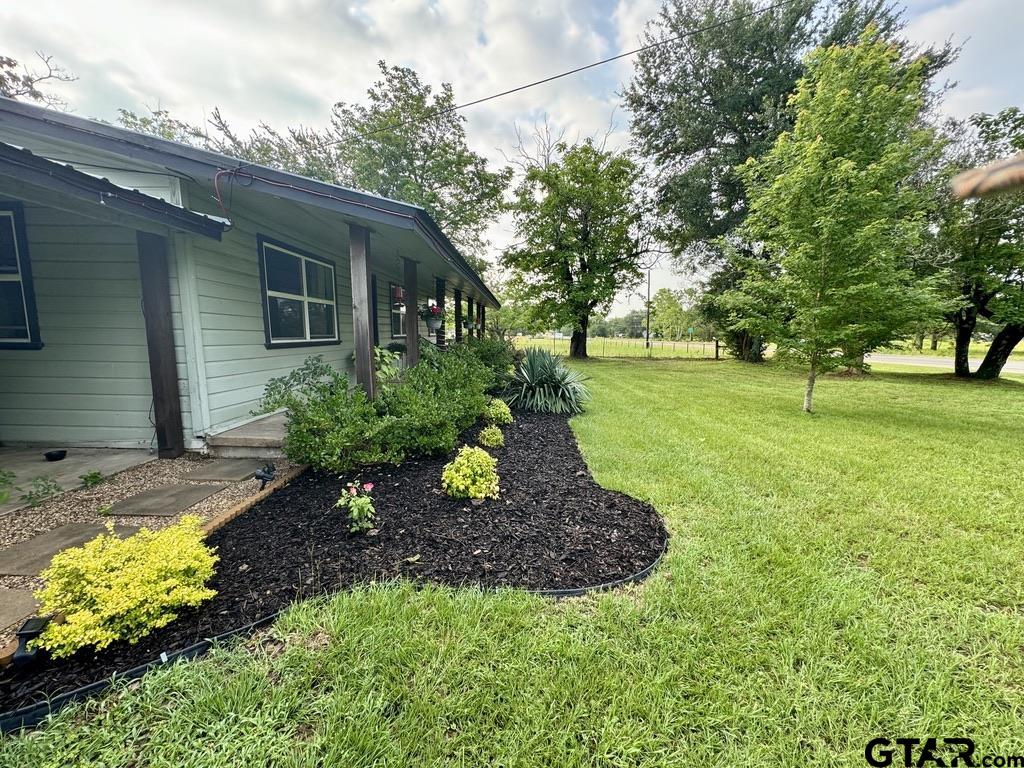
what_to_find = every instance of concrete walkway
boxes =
[0,448,155,516]
[867,354,1024,374]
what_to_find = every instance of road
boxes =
[866,353,1024,374]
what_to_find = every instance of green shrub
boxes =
[284,384,395,472]
[441,446,499,500]
[0,469,14,504]
[478,425,504,448]
[505,348,590,415]
[34,516,217,658]
[20,476,60,507]
[79,470,105,488]
[484,397,513,425]
[336,481,376,533]
[465,336,518,388]
[254,355,347,415]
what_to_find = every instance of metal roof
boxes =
[0,97,499,306]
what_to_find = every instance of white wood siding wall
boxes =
[0,205,156,448]
[180,209,356,435]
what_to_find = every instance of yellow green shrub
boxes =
[478,424,505,448]
[34,516,218,658]
[441,446,500,500]
[484,398,513,425]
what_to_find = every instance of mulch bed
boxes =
[0,412,667,713]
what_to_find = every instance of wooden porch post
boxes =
[480,304,486,338]
[404,257,420,366]
[476,302,483,339]
[454,289,463,343]
[435,277,446,349]
[348,224,376,399]
[465,296,474,341]
[137,231,185,458]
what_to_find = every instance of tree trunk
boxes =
[929,332,940,351]
[953,308,977,378]
[569,317,589,359]
[913,331,925,351]
[842,348,866,375]
[803,354,818,414]
[974,323,1024,380]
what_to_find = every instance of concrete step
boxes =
[206,443,287,460]
[206,412,286,460]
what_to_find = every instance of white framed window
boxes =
[390,282,407,337]
[258,236,339,348]
[0,202,42,349]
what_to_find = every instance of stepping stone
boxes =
[0,523,138,576]
[109,483,227,517]
[186,459,263,483]
[0,589,37,631]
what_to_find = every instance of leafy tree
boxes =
[649,288,691,340]
[502,140,655,358]
[625,0,949,361]
[0,52,74,107]
[119,62,510,274]
[734,29,942,412]
[930,109,1024,379]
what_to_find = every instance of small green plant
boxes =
[20,476,61,507]
[97,504,114,516]
[0,469,14,505]
[505,348,590,415]
[79,470,105,488]
[33,516,218,658]
[336,481,376,533]
[484,397,513,425]
[442,446,499,500]
[478,425,504,448]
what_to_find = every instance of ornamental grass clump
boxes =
[478,425,505,448]
[33,516,218,658]
[483,397,513,425]
[441,446,499,500]
[505,348,590,415]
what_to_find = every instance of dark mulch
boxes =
[0,412,667,713]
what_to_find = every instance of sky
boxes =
[3,0,1021,312]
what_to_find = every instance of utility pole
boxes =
[639,254,662,353]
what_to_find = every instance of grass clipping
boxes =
[33,516,218,658]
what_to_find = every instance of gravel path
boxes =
[0,455,295,647]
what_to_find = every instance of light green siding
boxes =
[0,205,156,448]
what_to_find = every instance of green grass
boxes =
[879,340,1024,360]
[519,335,719,359]
[4,361,1024,767]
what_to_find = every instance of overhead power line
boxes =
[318,0,792,148]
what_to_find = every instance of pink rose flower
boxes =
[363,482,374,492]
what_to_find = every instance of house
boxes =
[0,97,498,459]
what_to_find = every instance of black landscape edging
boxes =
[0,540,667,734]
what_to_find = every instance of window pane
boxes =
[264,246,302,295]
[268,296,305,340]
[0,281,28,340]
[305,260,334,301]
[307,302,336,340]
[0,215,18,275]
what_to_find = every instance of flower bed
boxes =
[0,412,667,715]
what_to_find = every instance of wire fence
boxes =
[517,336,721,359]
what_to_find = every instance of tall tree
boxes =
[735,29,942,412]
[0,52,74,106]
[930,109,1024,379]
[119,62,510,274]
[625,0,948,361]
[501,140,654,358]
[649,288,693,340]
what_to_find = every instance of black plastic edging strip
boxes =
[1,539,668,734]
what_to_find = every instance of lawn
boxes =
[3,361,1023,767]
[520,335,719,359]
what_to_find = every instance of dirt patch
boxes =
[0,413,666,714]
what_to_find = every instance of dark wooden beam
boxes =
[435,277,446,349]
[370,273,380,347]
[480,304,486,338]
[404,257,420,366]
[465,296,474,341]
[454,289,463,343]
[475,302,483,339]
[348,224,376,399]
[137,231,185,458]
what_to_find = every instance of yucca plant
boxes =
[504,348,590,414]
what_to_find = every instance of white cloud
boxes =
[2,0,1017,313]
